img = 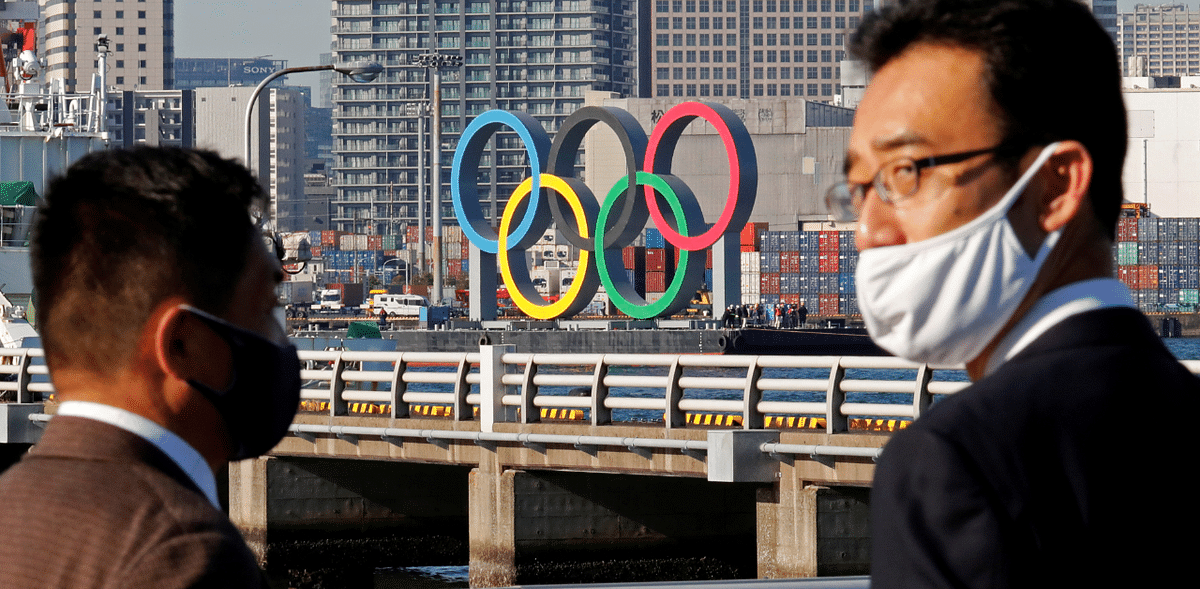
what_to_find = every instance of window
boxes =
[116,60,125,67]
[700,34,710,45]
[754,50,764,62]
[753,17,763,29]
[754,33,764,45]
[714,84,724,96]
[767,17,776,28]
[674,17,683,29]
[686,84,696,96]
[657,34,670,46]
[673,67,683,79]
[700,17,710,29]
[94,11,101,18]
[753,67,763,78]
[116,44,125,51]
[657,17,670,29]
[822,83,832,96]
[807,34,817,45]
[687,17,696,29]
[821,16,831,28]
[116,11,124,18]
[700,84,711,96]
[754,83,764,96]
[687,0,697,10]
[657,83,670,95]
[821,66,832,78]
[94,27,102,35]
[700,67,710,78]
[807,17,817,29]
[687,34,697,45]
[138,10,146,18]
[674,50,683,62]
[673,84,683,96]
[138,27,146,35]
[116,27,125,35]
[138,43,146,51]
[686,67,697,79]
[657,67,670,78]
[808,83,819,96]
[700,50,710,61]
[657,50,670,61]
[139,76,146,85]
[808,67,818,79]
[658,0,670,11]
[116,77,125,84]
[139,60,146,67]
[821,33,831,45]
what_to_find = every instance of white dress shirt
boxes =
[983,277,1136,378]
[55,401,221,509]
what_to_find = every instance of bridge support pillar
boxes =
[756,479,871,578]
[469,466,759,587]
[228,456,271,565]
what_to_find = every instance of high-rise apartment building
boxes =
[650,0,874,102]
[194,87,308,232]
[1119,4,1200,77]
[41,0,174,92]
[1085,0,1118,43]
[330,0,638,236]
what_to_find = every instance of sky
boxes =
[174,0,1198,75]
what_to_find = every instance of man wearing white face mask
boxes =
[830,1,1200,587]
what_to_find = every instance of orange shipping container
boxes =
[741,222,769,249]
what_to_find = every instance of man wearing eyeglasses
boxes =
[831,1,1199,587]
[0,148,301,588]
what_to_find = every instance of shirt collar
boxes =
[983,277,1135,378]
[55,401,221,509]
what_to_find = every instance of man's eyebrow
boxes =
[844,131,932,176]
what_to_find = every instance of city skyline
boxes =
[175,0,1185,80]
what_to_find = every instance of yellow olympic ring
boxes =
[499,174,598,320]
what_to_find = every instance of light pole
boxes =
[243,61,383,224]
[411,52,462,306]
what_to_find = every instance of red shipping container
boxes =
[646,248,666,271]
[818,231,840,251]
[1140,265,1158,289]
[740,245,757,253]
[1117,266,1136,289]
[781,293,800,305]
[740,222,768,249]
[321,230,340,247]
[425,227,434,241]
[367,235,383,251]
[780,251,800,273]
[622,246,643,269]
[706,248,713,269]
[310,246,322,259]
[448,260,462,275]
[646,271,667,293]
[406,226,420,244]
[760,273,780,295]
[818,253,840,273]
[819,293,840,316]
[1116,218,1138,242]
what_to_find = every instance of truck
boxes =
[364,293,429,317]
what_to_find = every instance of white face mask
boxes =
[855,142,1061,366]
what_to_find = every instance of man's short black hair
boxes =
[850,0,1127,238]
[32,147,265,373]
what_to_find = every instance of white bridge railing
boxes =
[293,346,972,434]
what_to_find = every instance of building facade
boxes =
[173,57,288,90]
[103,89,193,148]
[650,0,874,102]
[329,0,639,237]
[1119,3,1200,77]
[194,86,308,232]
[41,0,174,92]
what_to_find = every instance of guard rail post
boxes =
[453,355,472,421]
[480,344,514,432]
[390,354,409,419]
[590,355,611,426]
[913,363,933,420]
[665,356,685,429]
[826,358,847,434]
[16,351,32,404]
[519,356,539,424]
[329,353,348,417]
[742,358,764,430]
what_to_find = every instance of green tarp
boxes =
[346,321,382,339]
[0,181,38,206]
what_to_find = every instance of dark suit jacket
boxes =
[870,308,1199,588]
[0,415,266,588]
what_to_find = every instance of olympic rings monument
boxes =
[452,101,756,324]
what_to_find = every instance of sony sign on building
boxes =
[174,58,287,90]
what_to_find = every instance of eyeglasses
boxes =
[824,145,1011,222]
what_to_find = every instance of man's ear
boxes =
[1038,140,1093,233]
[152,302,202,384]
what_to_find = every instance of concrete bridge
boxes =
[1,345,1069,586]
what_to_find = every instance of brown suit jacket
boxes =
[0,415,266,589]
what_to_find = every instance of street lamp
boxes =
[243,61,383,221]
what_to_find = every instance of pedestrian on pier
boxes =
[834,1,1199,587]
[0,148,300,588]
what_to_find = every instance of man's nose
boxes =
[855,189,906,251]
